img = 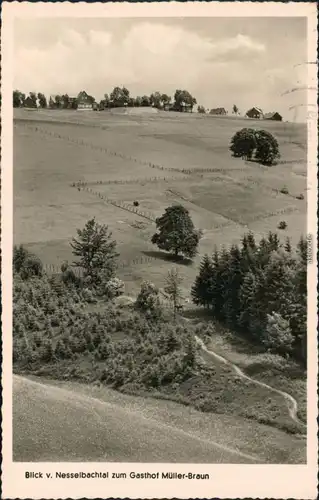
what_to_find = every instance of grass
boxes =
[16,374,306,464]
[14,108,306,294]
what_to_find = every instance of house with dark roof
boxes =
[77,90,94,110]
[210,107,227,115]
[246,107,263,119]
[264,111,283,121]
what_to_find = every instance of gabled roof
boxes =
[248,106,263,114]
[264,111,282,119]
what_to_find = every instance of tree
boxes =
[62,94,70,109]
[13,90,25,108]
[230,128,257,160]
[151,204,202,259]
[232,104,239,115]
[164,268,183,319]
[150,91,162,109]
[174,89,197,112]
[254,130,280,165]
[49,96,55,109]
[197,105,206,114]
[191,255,214,308]
[70,218,119,282]
[141,95,151,107]
[161,94,171,107]
[134,96,142,107]
[13,245,29,273]
[110,87,129,107]
[54,95,62,109]
[29,92,38,108]
[37,93,47,108]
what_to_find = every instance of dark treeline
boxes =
[13,88,197,112]
[191,232,307,364]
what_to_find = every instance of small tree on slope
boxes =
[164,268,184,319]
[151,204,202,259]
[70,218,119,282]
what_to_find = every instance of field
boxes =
[14,107,307,296]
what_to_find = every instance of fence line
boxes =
[20,122,204,179]
[42,254,160,278]
[70,175,191,188]
[72,183,157,222]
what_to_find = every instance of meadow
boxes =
[14,108,307,296]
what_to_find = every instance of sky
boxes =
[13,17,308,121]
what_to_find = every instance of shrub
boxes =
[254,130,280,165]
[133,201,139,207]
[229,128,257,160]
[296,193,304,200]
[278,221,287,230]
[101,277,125,299]
[261,312,294,355]
[135,281,162,317]
[280,186,289,195]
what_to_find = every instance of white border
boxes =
[1,2,318,498]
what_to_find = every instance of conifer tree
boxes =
[223,244,243,327]
[70,218,118,282]
[191,255,213,308]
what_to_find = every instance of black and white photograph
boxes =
[1,2,318,499]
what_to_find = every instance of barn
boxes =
[246,107,264,119]
[210,107,227,115]
[264,112,283,121]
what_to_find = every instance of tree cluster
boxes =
[230,128,280,165]
[191,232,307,363]
[13,87,198,113]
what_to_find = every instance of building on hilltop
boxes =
[245,107,264,119]
[210,107,227,115]
[77,90,94,110]
[264,111,283,121]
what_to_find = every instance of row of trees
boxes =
[13,88,198,112]
[191,232,307,363]
[13,90,95,110]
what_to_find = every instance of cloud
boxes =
[13,19,307,120]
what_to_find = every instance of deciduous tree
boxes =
[151,204,202,259]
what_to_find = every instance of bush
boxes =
[278,221,287,230]
[280,186,289,195]
[296,193,304,200]
[261,312,294,355]
[133,201,139,207]
[101,277,125,299]
[229,128,257,160]
[135,281,162,317]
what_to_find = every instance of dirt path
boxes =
[194,335,307,435]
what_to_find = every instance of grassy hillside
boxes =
[14,109,306,296]
[13,374,305,463]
